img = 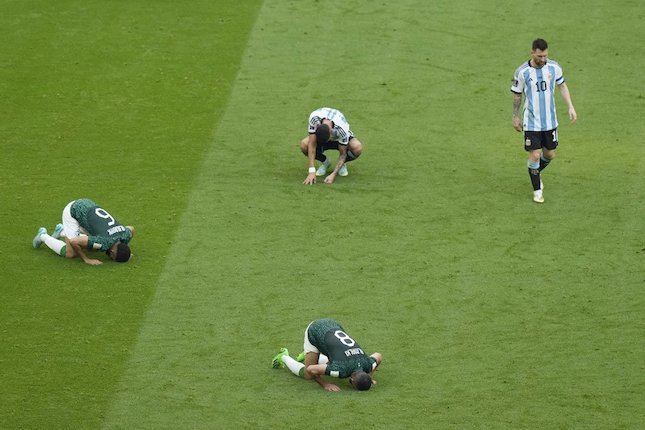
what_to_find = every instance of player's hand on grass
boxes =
[323,383,341,392]
[303,173,316,185]
[85,258,103,266]
[323,173,336,184]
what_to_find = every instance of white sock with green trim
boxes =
[42,234,66,256]
[283,355,305,377]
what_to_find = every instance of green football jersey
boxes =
[71,198,132,251]
[307,319,377,378]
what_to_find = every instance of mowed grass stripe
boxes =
[100,3,271,428]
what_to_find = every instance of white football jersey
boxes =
[308,107,353,145]
[511,59,565,131]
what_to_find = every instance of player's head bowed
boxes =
[349,371,373,391]
[315,123,331,145]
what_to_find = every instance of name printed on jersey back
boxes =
[107,225,127,235]
[344,347,365,357]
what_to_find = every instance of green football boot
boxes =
[272,348,289,369]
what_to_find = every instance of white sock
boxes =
[283,355,305,377]
[42,234,66,256]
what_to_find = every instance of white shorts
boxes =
[303,321,320,354]
[62,200,88,238]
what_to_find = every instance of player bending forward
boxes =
[32,198,134,265]
[300,107,363,185]
[272,318,382,391]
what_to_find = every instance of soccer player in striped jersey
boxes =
[300,107,363,185]
[511,38,577,203]
[272,318,382,391]
[32,198,134,265]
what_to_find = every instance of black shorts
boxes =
[316,139,355,154]
[318,141,341,152]
[524,129,558,151]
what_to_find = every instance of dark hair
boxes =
[315,123,331,146]
[352,371,373,391]
[114,242,131,262]
[532,38,548,51]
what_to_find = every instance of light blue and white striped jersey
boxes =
[511,59,565,131]
[308,107,353,145]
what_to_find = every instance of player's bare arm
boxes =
[303,352,340,391]
[512,93,523,131]
[370,352,383,369]
[67,236,102,266]
[304,364,341,392]
[558,82,577,122]
[368,352,383,383]
[63,237,78,258]
[324,145,347,184]
[303,135,317,185]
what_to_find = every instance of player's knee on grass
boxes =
[303,367,313,380]
[64,244,76,258]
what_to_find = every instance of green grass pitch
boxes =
[1,0,643,428]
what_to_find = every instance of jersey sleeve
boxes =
[511,65,525,94]
[367,356,377,372]
[325,362,344,378]
[86,228,131,252]
[511,75,524,94]
[324,356,376,379]
[308,112,322,134]
[554,63,565,85]
[335,125,351,145]
[86,235,108,251]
